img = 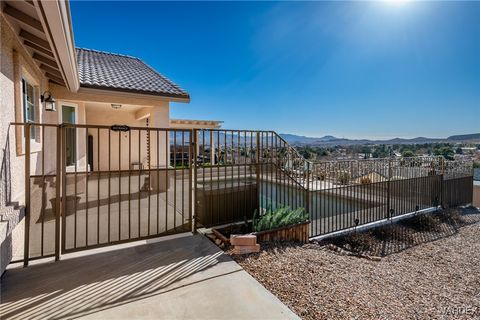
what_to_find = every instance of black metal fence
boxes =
[194,130,474,238]
[194,130,308,228]
[10,123,474,265]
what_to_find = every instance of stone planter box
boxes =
[212,221,310,245]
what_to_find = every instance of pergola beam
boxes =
[135,107,151,121]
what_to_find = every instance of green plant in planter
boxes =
[252,206,308,232]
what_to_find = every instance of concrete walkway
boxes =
[0,234,299,320]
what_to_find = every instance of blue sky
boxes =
[70,1,480,139]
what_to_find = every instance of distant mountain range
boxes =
[279,133,480,146]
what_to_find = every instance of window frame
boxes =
[21,77,39,141]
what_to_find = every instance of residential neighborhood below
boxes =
[283,133,480,165]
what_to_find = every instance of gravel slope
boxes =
[234,223,480,320]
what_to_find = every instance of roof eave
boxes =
[35,0,79,92]
[79,85,190,103]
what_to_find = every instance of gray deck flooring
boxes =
[1,234,298,320]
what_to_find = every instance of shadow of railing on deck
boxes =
[0,236,232,320]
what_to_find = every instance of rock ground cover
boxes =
[232,208,480,319]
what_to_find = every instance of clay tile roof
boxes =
[76,48,189,100]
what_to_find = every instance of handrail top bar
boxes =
[10,122,277,133]
[311,155,447,165]
[11,122,192,132]
[8,122,474,167]
[10,122,59,127]
[195,128,276,133]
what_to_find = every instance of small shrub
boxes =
[371,224,414,244]
[401,214,441,232]
[343,232,374,253]
[437,209,464,225]
[253,206,308,232]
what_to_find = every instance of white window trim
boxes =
[21,76,42,153]
[58,101,80,171]
[58,101,78,124]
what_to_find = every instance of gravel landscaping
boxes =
[232,208,480,320]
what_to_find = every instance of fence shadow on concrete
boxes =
[0,235,233,320]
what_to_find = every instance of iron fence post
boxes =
[305,161,310,213]
[54,125,62,260]
[387,158,391,220]
[440,173,444,209]
[192,129,198,233]
[61,126,67,253]
[23,124,30,267]
[256,132,261,213]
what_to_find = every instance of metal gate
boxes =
[16,123,193,264]
[60,124,194,254]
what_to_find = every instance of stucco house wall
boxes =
[1,14,56,272]
[1,15,57,206]
[85,103,170,171]
[1,14,174,272]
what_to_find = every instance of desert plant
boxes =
[343,232,374,253]
[400,214,441,232]
[371,224,414,244]
[437,209,464,226]
[252,206,308,232]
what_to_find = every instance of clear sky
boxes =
[70,1,480,139]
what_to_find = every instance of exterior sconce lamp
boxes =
[111,104,122,109]
[41,91,56,112]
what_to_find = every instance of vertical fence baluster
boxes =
[55,126,61,260]
[23,124,30,266]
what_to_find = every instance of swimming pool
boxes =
[199,177,377,218]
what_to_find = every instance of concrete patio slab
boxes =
[0,234,299,320]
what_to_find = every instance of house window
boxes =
[22,78,37,139]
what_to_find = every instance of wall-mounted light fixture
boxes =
[41,91,56,112]
[111,104,122,109]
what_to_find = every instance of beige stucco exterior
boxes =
[84,102,170,171]
[0,12,182,273]
[1,11,175,189]
[1,14,52,205]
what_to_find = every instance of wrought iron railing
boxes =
[8,123,474,265]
